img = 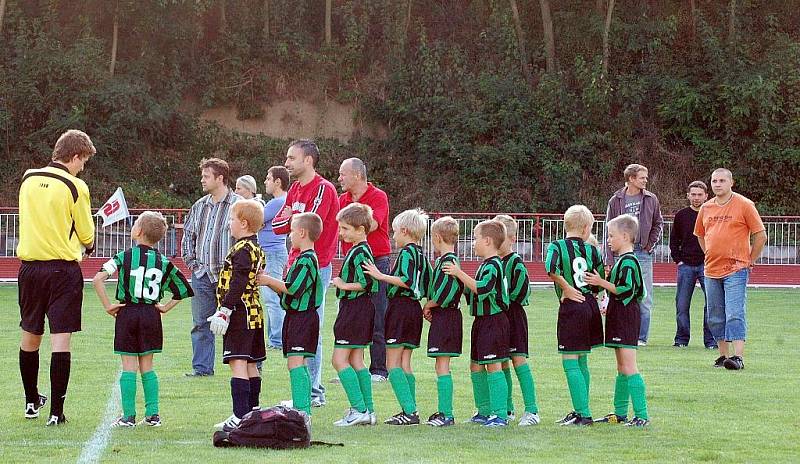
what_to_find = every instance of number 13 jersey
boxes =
[103,244,193,304]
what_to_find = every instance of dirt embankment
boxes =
[199,98,386,142]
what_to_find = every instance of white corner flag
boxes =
[96,187,130,227]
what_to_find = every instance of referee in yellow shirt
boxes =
[17,129,96,426]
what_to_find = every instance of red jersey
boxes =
[272,174,340,267]
[339,183,391,258]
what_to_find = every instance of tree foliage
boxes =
[0,0,798,214]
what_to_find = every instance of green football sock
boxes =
[405,372,416,407]
[470,370,491,416]
[290,366,311,414]
[578,354,591,396]
[356,368,375,413]
[503,367,514,413]
[562,359,590,417]
[614,373,630,417]
[388,368,415,414]
[140,370,159,417]
[120,370,137,418]
[627,373,649,420]
[437,374,454,418]
[487,371,509,420]
[338,366,366,413]
[514,363,539,414]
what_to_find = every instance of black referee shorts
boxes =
[114,303,163,355]
[604,299,641,349]
[557,297,604,354]
[426,306,463,358]
[223,307,267,364]
[385,296,423,349]
[470,312,510,365]
[19,260,83,335]
[333,295,375,348]
[282,309,319,358]
[506,301,529,358]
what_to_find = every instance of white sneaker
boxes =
[279,400,294,408]
[369,411,377,425]
[333,408,371,427]
[370,374,387,382]
[638,340,648,346]
[518,411,541,426]
[214,414,240,431]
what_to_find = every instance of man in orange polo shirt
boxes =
[694,168,767,371]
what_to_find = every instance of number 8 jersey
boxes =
[103,244,193,304]
[544,237,605,299]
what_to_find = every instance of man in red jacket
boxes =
[338,158,392,382]
[272,139,340,406]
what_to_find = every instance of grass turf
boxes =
[0,285,798,463]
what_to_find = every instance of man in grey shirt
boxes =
[181,158,240,376]
[605,163,663,346]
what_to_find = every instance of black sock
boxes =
[50,352,71,417]
[231,378,250,419]
[249,377,261,409]
[19,349,40,404]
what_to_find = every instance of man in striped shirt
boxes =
[181,158,241,377]
[272,140,340,406]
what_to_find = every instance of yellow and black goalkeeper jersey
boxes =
[17,162,94,262]
[216,235,266,329]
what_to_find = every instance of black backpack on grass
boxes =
[213,406,310,449]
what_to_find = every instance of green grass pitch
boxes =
[0,285,798,463]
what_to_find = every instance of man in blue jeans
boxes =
[338,158,392,381]
[259,166,289,349]
[670,181,715,348]
[182,158,240,376]
[605,164,663,346]
[695,168,766,371]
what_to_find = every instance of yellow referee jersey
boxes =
[17,163,94,262]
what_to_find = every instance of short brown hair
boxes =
[292,212,322,242]
[52,129,96,162]
[337,203,374,233]
[199,157,230,183]
[688,180,708,193]
[493,214,517,237]
[624,163,647,182]
[475,220,506,250]
[232,199,265,233]
[607,214,639,243]
[135,211,168,244]
[431,216,459,245]
[288,139,320,168]
[268,165,290,190]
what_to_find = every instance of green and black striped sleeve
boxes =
[282,251,319,311]
[429,253,463,309]
[611,254,645,305]
[544,241,565,299]
[504,253,530,306]
[163,259,193,300]
[387,246,415,298]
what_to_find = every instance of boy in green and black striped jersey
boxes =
[584,214,650,427]
[93,211,193,428]
[545,205,605,427]
[444,220,512,427]
[364,208,432,426]
[330,203,380,426]
[494,215,540,426]
[259,212,324,418]
[421,216,464,427]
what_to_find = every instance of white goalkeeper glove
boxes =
[207,307,233,336]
